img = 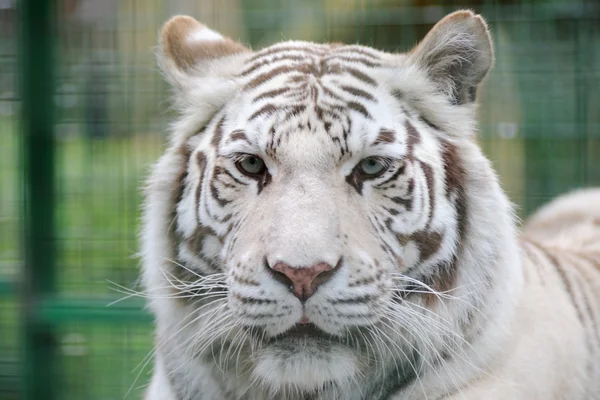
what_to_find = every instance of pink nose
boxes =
[269,260,340,301]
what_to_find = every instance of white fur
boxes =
[189,27,224,42]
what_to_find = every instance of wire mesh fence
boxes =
[1,0,599,399]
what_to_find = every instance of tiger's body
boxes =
[140,11,600,400]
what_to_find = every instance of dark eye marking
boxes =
[346,157,401,194]
[232,154,272,194]
[351,122,419,196]
[373,162,407,188]
[235,154,266,176]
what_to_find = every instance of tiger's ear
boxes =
[158,15,250,89]
[408,10,493,105]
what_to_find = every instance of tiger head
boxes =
[142,10,521,398]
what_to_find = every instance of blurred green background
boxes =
[1,0,599,399]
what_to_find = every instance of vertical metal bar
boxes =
[521,1,547,216]
[19,1,57,400]
[574,1,588,186]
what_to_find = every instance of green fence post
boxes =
[19,1,58,400]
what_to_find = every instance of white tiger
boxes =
[140,10,600,400]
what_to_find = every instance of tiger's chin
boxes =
[251,342,359,393]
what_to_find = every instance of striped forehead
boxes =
[241,41,388,80]
[221,41,404,161]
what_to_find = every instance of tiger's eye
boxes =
[358,157,387,176]
[237,155,266,176]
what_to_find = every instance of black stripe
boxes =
[228,129,247,141]
[373,164,407,189]
[347,101,372,119]
[420,161,435,229]
[373,128,396,145]
[329,55,383,68]
[329,294,374,305]
[530,242,589,325]
[284,104,307,119]
[168,145,192,278]
[242,54,306,76]
[334,46,383,60]
[341,85,376,102]
[211,117,226,148]
[338,65,377,86]
[249,103,278,121]
[562,252,600,344]
[210,170,232,207]
[321,85,345,101]
[245,65,302,90]
[232,293,276,305]
[216,165,245,186]
[194,152,207,226]
[247,45,327,63]
[253,87,291,103]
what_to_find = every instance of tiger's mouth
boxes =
[265,323,355,348]
[273,323,330,340]
[246,322,343,345]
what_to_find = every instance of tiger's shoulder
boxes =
[518,188,600,398]
[524,188,600,251]
[521,187,600,296]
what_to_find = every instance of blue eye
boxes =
[236,155,266,176]
[358,157,387,176]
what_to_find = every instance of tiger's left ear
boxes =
[408,10,494,105]
[157,15,250,89]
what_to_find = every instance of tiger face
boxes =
[143,10,515,399]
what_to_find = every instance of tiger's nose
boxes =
[268,260,341,301]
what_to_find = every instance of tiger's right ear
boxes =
[158,15,250,90]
